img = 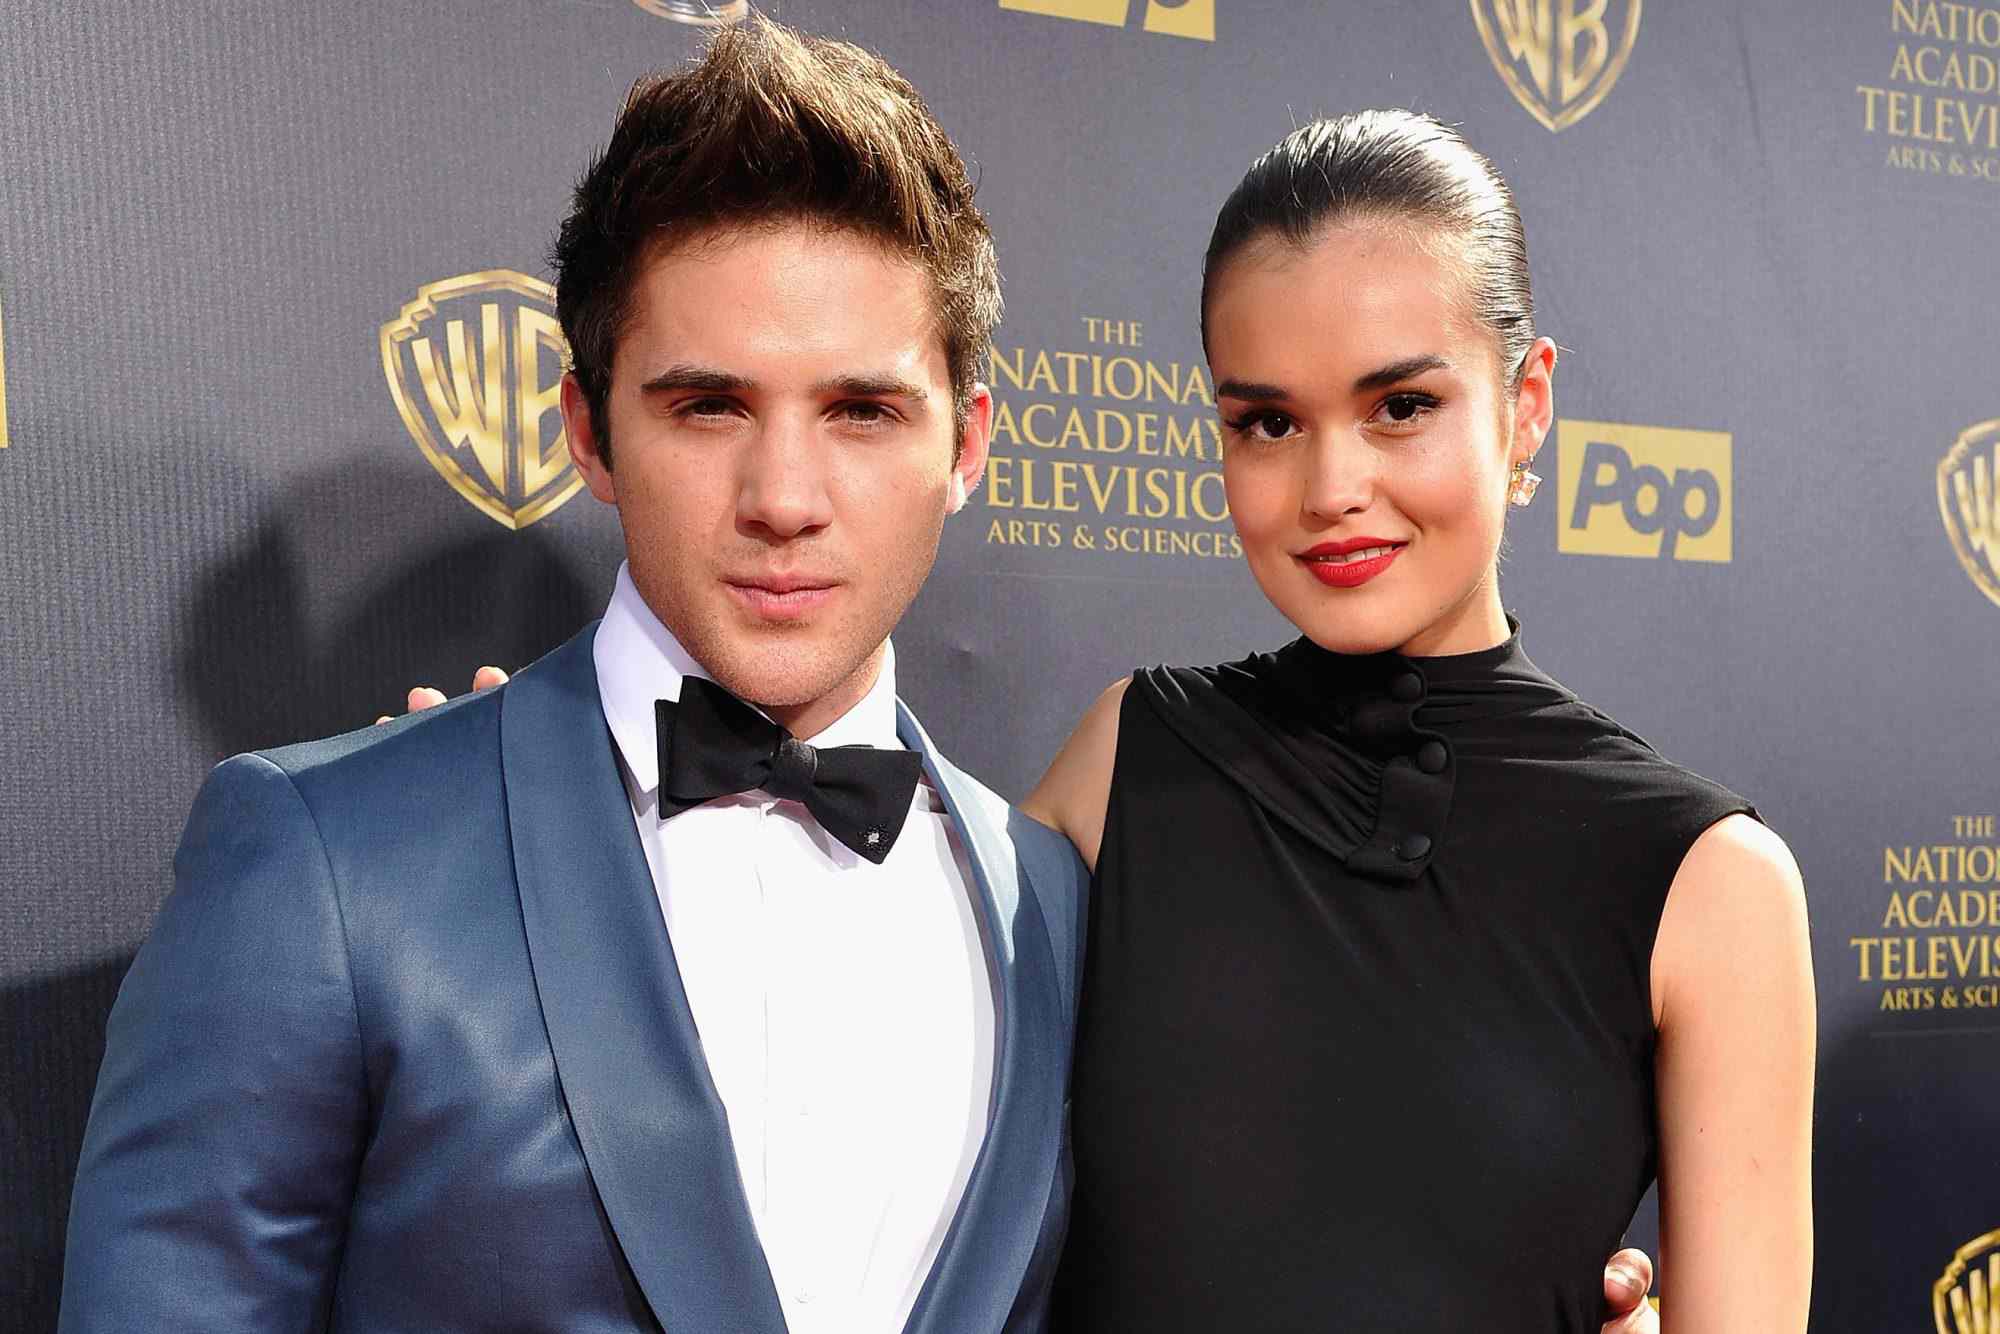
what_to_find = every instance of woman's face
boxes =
[1209,222,1554,658]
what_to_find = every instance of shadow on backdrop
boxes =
[175,458,607,756]
[1811,1019,1999,1334]
[8,454,608,1333]
[1,954,135,1329]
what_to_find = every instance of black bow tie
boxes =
[654,677,925,864]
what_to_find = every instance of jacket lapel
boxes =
[503,625,786,1334]
[896,703,1070,1334]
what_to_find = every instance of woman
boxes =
[1029,111,1814,1331]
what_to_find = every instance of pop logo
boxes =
[1556,420,1732,562]
[997,0,1214,42]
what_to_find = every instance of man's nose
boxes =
[736,418,836,538]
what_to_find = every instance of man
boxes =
[62,17,1661,1333]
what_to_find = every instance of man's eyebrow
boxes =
[812,373,929,401]
[637,364,755,394]
[1352,354,1450,394]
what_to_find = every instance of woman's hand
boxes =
[1601,1248,1658,1332]
[373,666,510,724]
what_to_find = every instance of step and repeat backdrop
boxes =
[2,0,1995,1328]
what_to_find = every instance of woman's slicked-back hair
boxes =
[1200,110,1536,384]
[553,15,1002,460]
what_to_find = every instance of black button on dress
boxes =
[1051,624,1755,1333]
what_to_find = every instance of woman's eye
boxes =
[1228,411,1299,442]
[1376,393,1439,425]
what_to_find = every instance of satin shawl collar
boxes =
[1133,619,1566,886]
[503,624,787,1334]
[896,703,1069,1334]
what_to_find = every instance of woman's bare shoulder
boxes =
[1021,676,1131,873]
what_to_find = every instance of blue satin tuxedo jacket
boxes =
[61,626,1089,1333]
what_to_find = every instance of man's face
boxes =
[565,224,990,733]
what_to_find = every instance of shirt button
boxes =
[1389,672,1424,703]
[1416,740,1448,773]
[1395,833,1433,861]
[796,1291,814,1305]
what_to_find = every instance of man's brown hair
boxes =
[552,16,1003,462]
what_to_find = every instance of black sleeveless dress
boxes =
[1050,625,1754,1333]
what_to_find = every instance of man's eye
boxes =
[682,397,735,417]
[841,402,893,425]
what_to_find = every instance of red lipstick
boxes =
[1295,538,1406,589]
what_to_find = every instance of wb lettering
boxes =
[1948,441,1996,562]
[1570,440,1719,558]
[1493,0,1612,102]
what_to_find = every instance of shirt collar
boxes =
[592,562,903,798]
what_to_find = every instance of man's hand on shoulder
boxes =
[1601,1248,1658,1333]
[374,666,510,724]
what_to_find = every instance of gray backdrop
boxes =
[3,1,1995,1329]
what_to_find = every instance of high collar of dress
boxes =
[593,562,903,799]
[1131,616,1568,887]
[1263,615,1559,737]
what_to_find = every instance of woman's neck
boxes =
[1395,582,1510,658]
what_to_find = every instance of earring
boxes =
[1508,459,1542,507]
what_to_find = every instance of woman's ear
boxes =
[1510,337,1559,466]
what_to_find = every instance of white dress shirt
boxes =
[592,564,997,1334]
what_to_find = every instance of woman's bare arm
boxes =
[1651,814,1815,1329]
[1020,678,1128,873]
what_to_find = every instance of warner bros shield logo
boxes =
[1935,1228,2000,1334]
[1470,0,1642,132]
[1940,420,2000,610]
[380,271,583,530]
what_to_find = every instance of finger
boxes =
[1601,1247,1655,1327]
[472,666,510,691]
[374,715,394,726]
[1601,1294,1659,1334]
[1604,1248,1654,1305]
[407,686,448,713]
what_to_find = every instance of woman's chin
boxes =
[1286,613,1414,659]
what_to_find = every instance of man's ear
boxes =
[949,383,994,515]
[562,373,617,504]
[1510,337,1558,467]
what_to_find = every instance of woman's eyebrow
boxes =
[1217,355,1452,404]
[1352,354,1450,394]
[1214,378,1289,403]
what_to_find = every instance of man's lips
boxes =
[724,576,840,619]
[1294,538,1407,588]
